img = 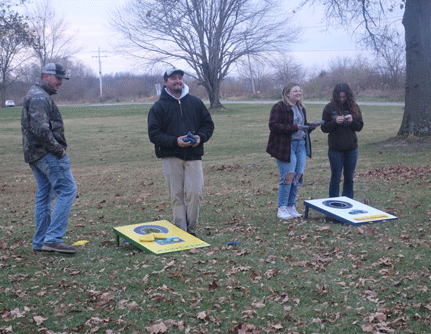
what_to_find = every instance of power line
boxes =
[289,48,361,53]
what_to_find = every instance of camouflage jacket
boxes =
[21,78,67,163]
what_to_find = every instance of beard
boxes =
[166,81,183,96]
[172,87,182,94]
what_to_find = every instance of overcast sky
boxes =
[24,0,404,76]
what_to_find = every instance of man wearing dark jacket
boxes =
[21,63,77,254]
[148,67,214,236]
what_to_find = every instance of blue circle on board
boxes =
[133,225,169,235]
[322,200,353,209]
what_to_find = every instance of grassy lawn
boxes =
[1,102,430,334]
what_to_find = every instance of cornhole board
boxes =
[113,220,210,254]
[303,196,397,226]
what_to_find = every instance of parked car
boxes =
[5,100,15,107]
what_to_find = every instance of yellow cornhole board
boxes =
[113,220,210,254]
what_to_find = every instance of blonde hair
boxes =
[282,83,305,108]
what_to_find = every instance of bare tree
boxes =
[270,54,304,89]
[28,0,81,68]
[303,56,381,99]
[327,57,379,91]
[0,0,28,27]
[110,0,297,109]
[54,60,98,102]
[234,55,271,95]
[298,0,431,137]
[374,29,405,90]
[0,0,32,107]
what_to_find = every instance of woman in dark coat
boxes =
[321,83,364,199]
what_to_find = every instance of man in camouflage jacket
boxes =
[21,63,77,254]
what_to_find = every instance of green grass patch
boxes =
[1,102,430,333]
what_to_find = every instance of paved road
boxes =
[84,100,404,107]
[219,100,404,106]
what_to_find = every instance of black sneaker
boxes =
[42,242,76,254]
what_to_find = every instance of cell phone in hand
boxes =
[310,120,324,127]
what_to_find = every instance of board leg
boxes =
[304,206,309,219]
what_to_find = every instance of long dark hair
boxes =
[330,83,360,117]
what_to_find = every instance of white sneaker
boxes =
[287,206,302,218]
[277,206,294,220]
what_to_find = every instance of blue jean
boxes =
[328,148,358,199]
[277,139,306,207]
[29,153,77,250]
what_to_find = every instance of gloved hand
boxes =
[182,131,198,143]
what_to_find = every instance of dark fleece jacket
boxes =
[321,102,364,151]
[148,86,214,160]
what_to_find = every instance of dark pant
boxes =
[328,148,358,199]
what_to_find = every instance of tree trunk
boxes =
[205,81,225,110]
[0,71,6,108]
[0,88,5,108]
[398,0,431,136]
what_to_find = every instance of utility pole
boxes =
[92,47,107,101]
[244,34,256,95]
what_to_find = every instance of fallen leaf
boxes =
[197,311,208,320]
[145,322,168,334]
[33,316,47,326]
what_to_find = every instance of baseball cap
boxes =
[41,63,69,80]
[163,67,184,81]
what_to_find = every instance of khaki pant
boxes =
[162,157,204,234]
